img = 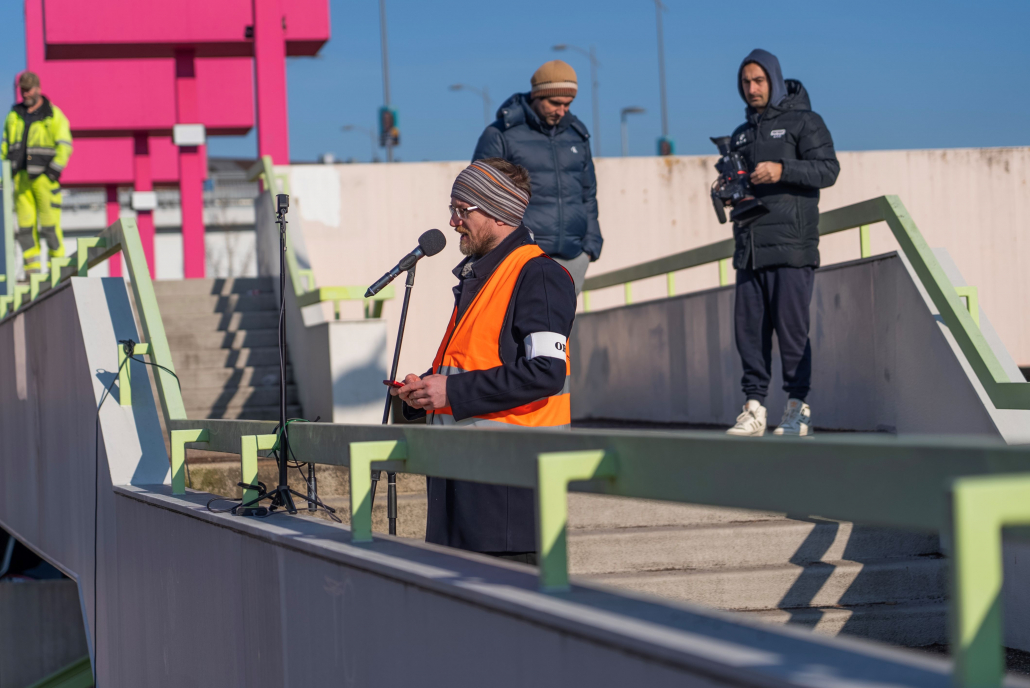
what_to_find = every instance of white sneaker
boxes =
[773,399,814,436]
[726,403,767,436]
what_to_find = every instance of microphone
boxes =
[365,229,447,297]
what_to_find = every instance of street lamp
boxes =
[342,125,380,163]
[620,107,646,157]
[552,43,601,157]
[652,0,673,155]
[378,0,395,162]
[449,84,492,126]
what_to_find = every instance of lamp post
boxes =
[378,0,394,162]
[653,0,673,155]
[552,43,601,157]
[620,107,646,157]
[342,125,380,163]
[449,84,492,126]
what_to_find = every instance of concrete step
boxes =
[742,602,948,647]
[172,347,282,369]
[568,520,941,574]
[162,311,281,332]
[182,384,299,409]
[157,293,278,315]
[583,557,946,611]
[167,329,280,351]
[568,494,784,530]
[153,277,273,297]
[187,403,303,420]
[173,366,286,390]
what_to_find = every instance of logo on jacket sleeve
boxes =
[571,146,578,153]
[770,129,786,138]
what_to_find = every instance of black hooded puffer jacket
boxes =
[730,49,839,270]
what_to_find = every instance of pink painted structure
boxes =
[29,0,329,277]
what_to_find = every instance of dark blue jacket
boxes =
[472,93,603,261]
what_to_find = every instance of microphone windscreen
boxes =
[418,229,447,257]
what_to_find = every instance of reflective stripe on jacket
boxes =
[2,97,73,178]
[429,243,571,429]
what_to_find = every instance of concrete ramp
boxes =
[572,250,1030,443]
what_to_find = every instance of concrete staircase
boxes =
[154,277,302,421]
[565,495,946,646]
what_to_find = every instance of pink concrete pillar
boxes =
[175,49,206,279]
[252,0,290,163]
[106,185,122,277]
[133,133,156,278]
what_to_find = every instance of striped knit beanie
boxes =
[530,60,578,99]
[451,161,531,228]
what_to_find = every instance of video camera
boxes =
[709,136,769,227]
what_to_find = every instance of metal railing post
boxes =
[170,429,209,495]
[348,440,407,542]
[536,450,616,591]
[859,224,872,258]
[119,342,152,407]
[950,474,1030,687]
[240,434,278,511]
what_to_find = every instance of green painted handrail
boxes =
[583,195,1028,410]
[1,217,188,424]
[1,159,14,296]
[168,416,1030,687]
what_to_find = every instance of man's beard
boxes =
[458,230,497,257]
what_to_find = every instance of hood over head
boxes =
[737,49,787,110]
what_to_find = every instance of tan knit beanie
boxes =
[530,60,578,99]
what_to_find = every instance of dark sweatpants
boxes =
[734,266,814,402]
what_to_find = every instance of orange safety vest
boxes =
[429,244,571,429]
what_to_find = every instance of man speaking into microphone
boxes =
[392,157,576,564]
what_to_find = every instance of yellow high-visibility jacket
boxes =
[2,96,73,179]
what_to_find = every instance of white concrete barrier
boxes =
[284,148,1030,376]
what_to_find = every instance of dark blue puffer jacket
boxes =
[472,92,603,261]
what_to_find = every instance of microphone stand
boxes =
[238,194,325,517]
[372,263,416,535]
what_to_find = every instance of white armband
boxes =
[524,332,567,360]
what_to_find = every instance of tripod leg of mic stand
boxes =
[370,470,381,512]
[307,464,317,512]
[387,472,397,535]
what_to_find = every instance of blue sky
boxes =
[2,0,1028,162]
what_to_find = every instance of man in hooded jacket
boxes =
[471,60,602,293]
[724,49,839,438]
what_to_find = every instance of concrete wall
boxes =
[284,147,1030,379]
[0,580,88,687]
[571,251,1030,442]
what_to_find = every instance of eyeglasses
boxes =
[448,204,479,220]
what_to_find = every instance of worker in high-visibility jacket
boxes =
[392,158,576,563]
[2,72,73,273]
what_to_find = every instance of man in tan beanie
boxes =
[472,60,602,293]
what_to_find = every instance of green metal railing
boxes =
[248,155,393,318]
[583,195,1030,410]
[157,415,1030,688]
[1,160,15,297]
[0,216,187,426]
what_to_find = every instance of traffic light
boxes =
[378,106,400,148]
[657,136,675,156]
